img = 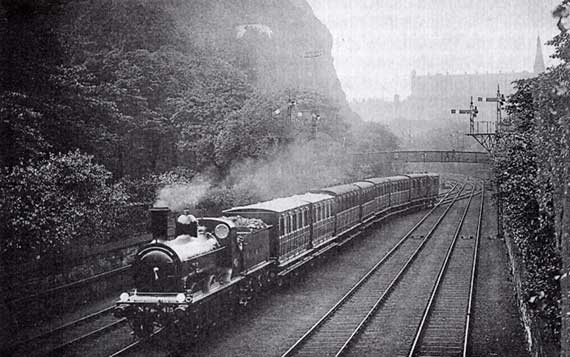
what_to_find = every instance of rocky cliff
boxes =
[165,0,348,107]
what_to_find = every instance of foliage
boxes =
[0,151,126,262]
[213,89,348,172]
[0,0,403,260]
[495,21,570,346]
[496,79,561,341]
[195,186,260,217]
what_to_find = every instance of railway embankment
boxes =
[470,190,530,356]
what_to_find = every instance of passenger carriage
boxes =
[365,177,392,215]
[352,181,376,223]
[406,173,428,204]
[312,183,361,237]
[388,176,411,208]
[223,193,334,266]
[426,173,440,205]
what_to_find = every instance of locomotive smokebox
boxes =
[150,207,170,240]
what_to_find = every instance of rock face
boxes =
[167,0,348,107]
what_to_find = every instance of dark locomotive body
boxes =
[115,173,440,338]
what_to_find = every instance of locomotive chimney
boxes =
[149,207,170,240]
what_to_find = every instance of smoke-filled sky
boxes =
[306,0,561,100]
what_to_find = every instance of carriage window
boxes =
[292,213,297,231]
[279,216,284,235]
[288,215,293,233]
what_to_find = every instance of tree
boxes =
[0,151,125,263]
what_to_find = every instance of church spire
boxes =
[534,35,545,74]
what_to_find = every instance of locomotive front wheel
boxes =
[131,317,154,338]
[202,274,215,293]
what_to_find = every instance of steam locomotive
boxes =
[114,173,440,338]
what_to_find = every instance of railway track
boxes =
[281,182,470,357]
[6,306,127,357]
[5,179,462,357]
[106,327,170,357]
[340,183,479,356]
[408,183,484,356]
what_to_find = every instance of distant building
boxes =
[350,37,546,149]
[400,36,545,122]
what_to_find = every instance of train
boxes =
[114,173,440,338]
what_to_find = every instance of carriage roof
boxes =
[352,181,375,189]
[366,175,409,185]
[312,183,361,196]
[224,193,332,214]
[405,173,429,179]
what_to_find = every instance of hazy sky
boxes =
[306,0,561,100]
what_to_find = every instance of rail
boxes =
[407,183,477,355]
[281,182,466,357]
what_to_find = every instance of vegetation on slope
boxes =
[0,0,398,261]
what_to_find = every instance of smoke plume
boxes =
[154,175,211,212]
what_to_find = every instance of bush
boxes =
[0,150,125,262]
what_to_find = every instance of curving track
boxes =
[408,184,484,357]
[340,182,481,356]
[281,182,471,357]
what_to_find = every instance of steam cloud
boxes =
[224,138,352,201]
[154,175,211,212]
